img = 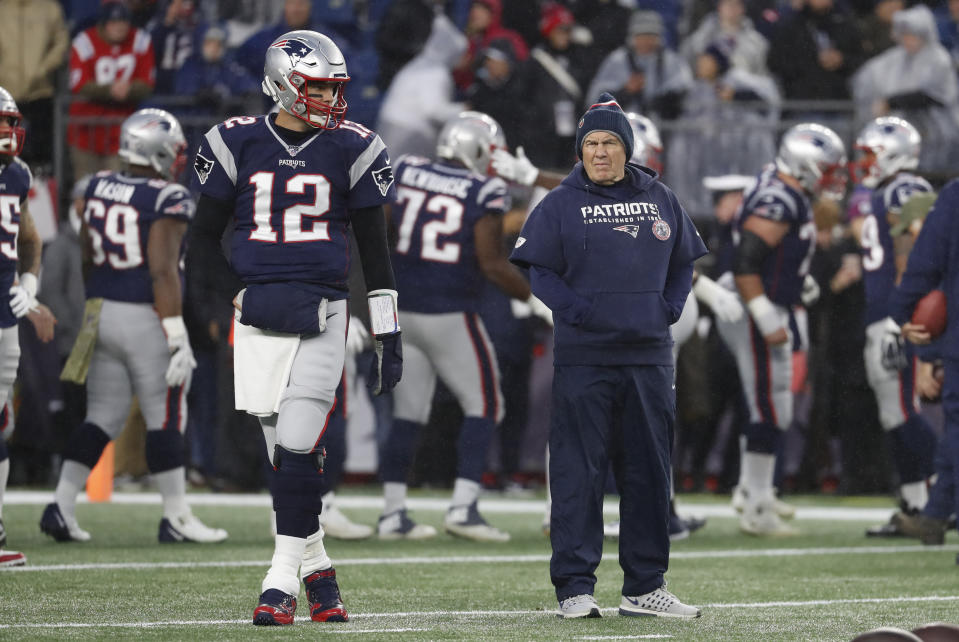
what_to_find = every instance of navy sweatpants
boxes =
[923,359,959,526]
[549,364,674,601]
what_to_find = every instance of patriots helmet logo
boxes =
[613,224,640,238]
[372,165,394,197]
[272,37,316,68]
[194,151,214,185]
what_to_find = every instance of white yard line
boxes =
[0,595,957,630]
[3,544,955,573]
[4,490,898,521]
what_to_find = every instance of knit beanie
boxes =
[575,92,634,160]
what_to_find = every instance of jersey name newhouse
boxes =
[581,201,661,224]
[399,165,473,199]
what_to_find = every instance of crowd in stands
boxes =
[3,0,958,498]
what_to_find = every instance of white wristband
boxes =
[746,295,781,337]
[161,315,188,343]
[368,289,400,336]
[19,272,38,298]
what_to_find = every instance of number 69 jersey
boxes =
[389,155,510,313]
[734,166,816,307]
[83,172,195,303]
[193,115,396,296]
[0,157,32,329]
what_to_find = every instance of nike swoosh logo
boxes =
[625,597,640,606]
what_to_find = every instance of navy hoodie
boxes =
[510,162,707,366]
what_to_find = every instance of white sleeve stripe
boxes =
[205,126,237,185]
[154,183,185,213]
[349,136,386,189]
[477,177,506,207]
[73,32,94,61]
[133,30,150,54]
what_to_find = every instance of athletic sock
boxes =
[301,526,333,577]
[451,477,480,508]
[900,480,928,512]
[151,467,190,519]
[383,482,407,515]
[262,534,306,596]
[55,460,92,521]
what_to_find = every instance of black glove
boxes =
[369,331,403,396]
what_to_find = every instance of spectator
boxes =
[454,0,529,90]
[767,0,863,117]
[0,0,69,170]
[681,0,770,76]
[150,0,203,95]
[174,24,258,120]
[200,0,282,48]
[374,0,442,91]
[521,2,598,171]
[377,13,466,159]
[67,0,155,178]
[569,0,633,60]
[935,0,959,67]
[466,38,528,149]
[852,5,959,173]
[665,45,779,217]
[858,0,904,58]
[586,10,693,120]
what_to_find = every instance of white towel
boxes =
[233,315,300,417]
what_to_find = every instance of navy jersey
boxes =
[192,115,396,298]
[735,166,816,307]
[390,155,510,313]
[83,171,195,303]
[860,173,933,325]
[0,157,32,329]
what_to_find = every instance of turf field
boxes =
[1,490,956,641]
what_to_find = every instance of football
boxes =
[911,290,948,339]
[912,622,959,642]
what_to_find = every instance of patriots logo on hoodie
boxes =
[613,225,640,238]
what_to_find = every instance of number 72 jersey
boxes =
[193,115,396,295]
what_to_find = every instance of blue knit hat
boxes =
[575,93,634,160]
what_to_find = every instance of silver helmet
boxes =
[262,30,350,130]
[626,112,662,172]
[118,108,187,179]
[0,86,24,157]
[775,123,848,200]
[853,116,920,189]
[436,111,506,174]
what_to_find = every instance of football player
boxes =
[0,87,44,568]
[40,108,227,547]
[716,123,847,536]
[849,117,938,537]
[377,111,551,542]
[186,31,400,625]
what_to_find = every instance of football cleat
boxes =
[444,502,510,542]
[377,509,437,540]
[252,588,297,626]
[303,567,349,622]
[732,485,795,520]
[740,498,798,537]
[39,503,91,542]
[557,594,601,618]
[0,549,25,567]
[619,585,701,618]
[158,513,228,543]
[320,505,373,540]
[866,506,919,538]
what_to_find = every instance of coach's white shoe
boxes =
[732,485,795,520]
[619,586,701,618]
[739,499,797,537]
[320,505,373,540]
[557,594,601,618]
[444,502,510,542]
[158,512,228,543]
[377,509,437,540]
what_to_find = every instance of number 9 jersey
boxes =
[192,115,396,296]
[83,171,195,303]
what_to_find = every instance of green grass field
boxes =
[1,490,956,641]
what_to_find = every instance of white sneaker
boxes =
[604,520,620,539]
[619,586,701,618]
[558,594,601,618]
[739,499,798,537]
[732,485,795,520]
[159,513,228,543]
[377,509,437,540]
[444,502,510,542]
[320,505,373,540]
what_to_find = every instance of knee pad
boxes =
[146,430,185,474]
[744,422,782,455]
[64,422,112,469]
[270,445,326,515]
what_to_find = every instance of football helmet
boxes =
[118,108,187,180]
[852,116,920,189]
[436,111,506,175]
[262,30,349,130]
[775,123,847,200]
[626,112,663,173]
[0,87,25,157]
